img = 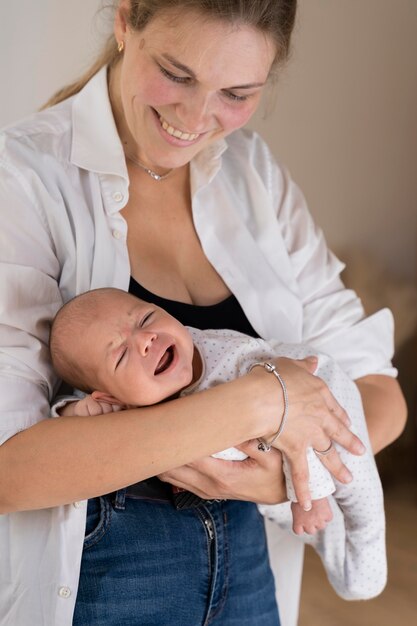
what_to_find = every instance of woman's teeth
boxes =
[159,116,199,142]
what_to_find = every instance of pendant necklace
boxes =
[125,153,173,182]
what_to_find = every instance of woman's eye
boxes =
[223,91,249,103]
[159,65,190,84]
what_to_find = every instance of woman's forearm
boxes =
[355,374,407,454]
[0,371,278,513]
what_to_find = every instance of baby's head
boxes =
[50,288,195,406]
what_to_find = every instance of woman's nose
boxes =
[175,93,213,133]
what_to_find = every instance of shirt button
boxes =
[73,501,82,509]
[58,586,71,599]
[112,191,124,202]
[112,229,122,240]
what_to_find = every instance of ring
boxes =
[313,442,333,457]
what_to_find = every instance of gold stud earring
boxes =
[117,41,124,53]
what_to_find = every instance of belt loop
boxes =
[113,488,127,511]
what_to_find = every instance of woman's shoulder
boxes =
[0,99,74,167]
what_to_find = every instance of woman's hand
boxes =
[158,440,286,505]
[265,356,366,510]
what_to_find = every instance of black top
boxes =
[128,276,259,338]
[124,276,259,503]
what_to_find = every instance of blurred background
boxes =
[1,1,416,623]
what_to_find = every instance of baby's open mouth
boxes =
[155,346,174,375]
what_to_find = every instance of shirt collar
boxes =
[71,66,128,180]
[191,137,228,193]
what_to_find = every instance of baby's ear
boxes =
[91,390,123,405]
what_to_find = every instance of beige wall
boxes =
[250,0,417,281]
[0,0,103,123]
[2,0,417,280]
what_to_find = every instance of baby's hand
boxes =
[291,497,333,535]
[59,394,126,417]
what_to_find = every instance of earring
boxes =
[117,41,124,53]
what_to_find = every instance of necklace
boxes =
[126,153,173,181]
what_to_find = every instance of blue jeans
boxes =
[73,493,280,625]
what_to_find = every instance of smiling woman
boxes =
[109,6,276,174]
[0,1,405,625]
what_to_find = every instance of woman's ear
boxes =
[91,390,124,405]
[114,0,130,41]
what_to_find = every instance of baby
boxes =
[50,288,387,600]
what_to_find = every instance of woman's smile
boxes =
[158,112,201,141]
[150,107,207,148]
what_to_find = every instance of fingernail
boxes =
[342,470,353,483]
[355,442,366,454]
[303,501,312,512]
[306,356,318,362]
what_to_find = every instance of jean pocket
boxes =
[83,496,112,549]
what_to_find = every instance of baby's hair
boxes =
[50,288,129,391]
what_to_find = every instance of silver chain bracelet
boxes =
[248,361,289,452]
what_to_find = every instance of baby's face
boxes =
[84,293,194,406]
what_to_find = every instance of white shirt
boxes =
[185,328,386,601]
[0,66,395,625]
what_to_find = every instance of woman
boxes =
[0,1,406,625]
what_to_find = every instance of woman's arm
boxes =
[355,374,407,454]
[0,356,365,514]
[0,370,278,513]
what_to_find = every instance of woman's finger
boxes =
[323,420,366,457]
[309,372,351,427]
[284,452,312,511]
[320,390,351,426]
[310,417,365,483]
[314,445,353,484]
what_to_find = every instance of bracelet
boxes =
[248,361,289,452]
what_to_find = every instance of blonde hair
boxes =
[43,0,297,109]
[42,36,119,109]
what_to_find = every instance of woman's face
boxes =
[111,7,277,171]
